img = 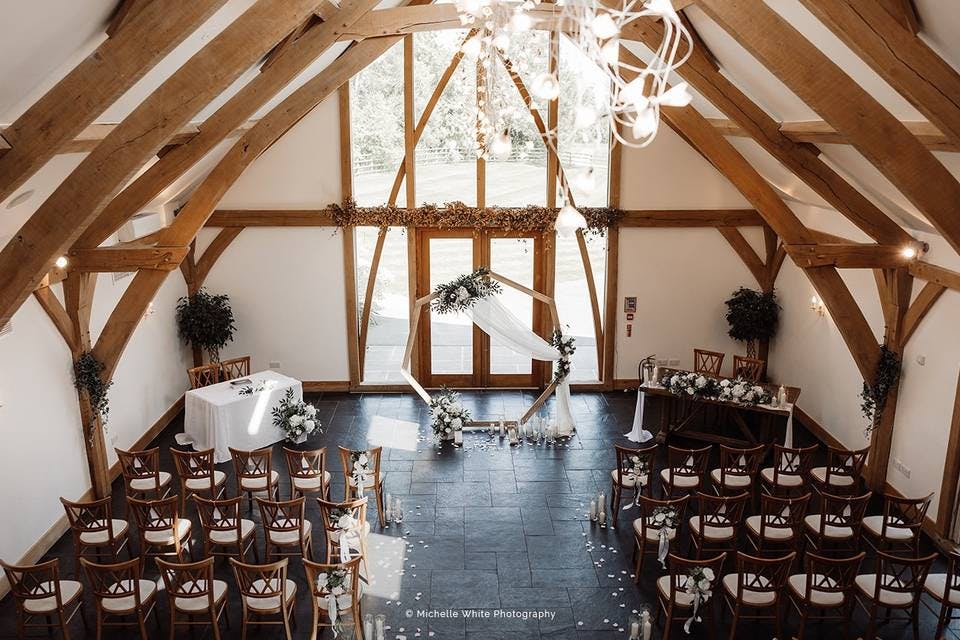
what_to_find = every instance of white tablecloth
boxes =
[183,370,302,463]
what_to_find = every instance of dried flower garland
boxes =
[431,267,502,315]
[329,199,623,235]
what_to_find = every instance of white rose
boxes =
[703,568,715,581]
[445,427,452,433]
[305,405,317,417]
[357,453,368,465]
[304,419,316,432]
[720,379,731,387]
[337,514,354,530]
[289,414,303,426]
[457,286,470,301]
[696,375,707,388]
[450,401,463,413]
[317,572,328,585]
[451,417,463,430]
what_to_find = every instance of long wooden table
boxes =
[641,368,801,448]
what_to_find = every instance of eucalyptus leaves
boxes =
[550,330,576,385]
[861,345,902,435]
[73,351,112,426]
[271,388,321,443]
[431,267,502,315]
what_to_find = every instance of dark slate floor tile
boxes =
[430,570,501,609]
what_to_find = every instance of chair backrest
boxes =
[257,497,307,540]
[665,445,712,485]
[769,444,818,484]
[1,558,66,612]
[194,495,245,545]
[693,349,724,376]
[128,495,181,540]
[800,552,864,600]
[60,495,120,543]
[157,557,218,610]
[230,558,289,604]
[732,355,765,382]
[317,497,369,540]
[942,551,960,605]
[878,492,933,540]
[116,447,164,494]
[867,551,937,602]
[732,552,795,602]
[337,446,382,484]
[188,363,221,389]
[717,444,766,486]
[283,446,327,482]
[664,553,725,605]
[81,557,145,607]
[822,445,870,485]
[815,491,872,537]
[695,491,750,531]
[303,556,363,615]
[171,448,218,493]
[230,447,274,487]
[757,492,811,539]
[613,444,657,487]
[635,494,690,535]
[220,356,251,381]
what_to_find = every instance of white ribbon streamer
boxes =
[657,528,672,569]
[683,591,701,635]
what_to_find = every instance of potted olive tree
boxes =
[175,288,237,364]
[724,287,780,358]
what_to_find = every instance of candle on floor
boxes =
[641,610,652,640]
[589,499,597,521]
[364,614,374,640]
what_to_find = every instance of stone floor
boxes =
[0,390,953,639]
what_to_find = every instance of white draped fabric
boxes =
[466,296,576,435]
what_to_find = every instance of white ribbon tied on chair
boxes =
[467,296,576,435]
[683,590,701,634]
[657,528,672,569]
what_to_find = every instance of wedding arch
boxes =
[400,268,576,435]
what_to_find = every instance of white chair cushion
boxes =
[610,469,648,488]
[746,515,794,541]
[79,519,128,545]
[803,515,853,540]
[267,519,311,546]
[185,470,226,491]
[787,574,845,607]
[760,467,803,487]
[710,468,751,488]
[102,580,157,612]
[245,579,297,611]
[854,574,914,607]
[23,581,83,613]
[633,518,677,543]
[144,519,191,546]
[656,575,695,607]
[174,580,228,612]
[240,470,280,491]
[129,472,171,491]
[660,469,699,488]
[722,573,776,606]
[293,471,332,491]
[689,517,734,541]
[209,519,256,545]
[810,467,854,487]
[348,471,383,487]
[862,515,914,541]
[924,574,960,606]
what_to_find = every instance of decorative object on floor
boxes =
[73,351,112,444]
[860,344,902,436]
[271,387,320,444]
[429,388,470,443]
[724,287,780,358]
[175,288,236,364]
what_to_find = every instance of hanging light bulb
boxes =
[572,168,596,194]
[493,32,510,51]
[645,0,677,18]
[491,129,512,157]
[590,12,619,39]
[461,36,482,58]
[656,82,693,107]
[601,39,620,65]
[631,105,658,139]
[511,11,532,32]
[531,72,560,100]
[55,256,68,269]
[620,77,648,107]
[555,204,587,238]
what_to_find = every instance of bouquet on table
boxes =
[717,378,771,406]
[271,388,320,443]
[429,388,470,443]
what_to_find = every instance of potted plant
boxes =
[724,287,780,357]
[175,288,236,364]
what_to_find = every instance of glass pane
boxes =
[489,238,534,375]
[415,30,477,206]
[358,227,410,383]
[554,231,607,382]
[429,238,474,375]
[350,41,404,206]
[559,35,611,207]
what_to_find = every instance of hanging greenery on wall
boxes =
[175,288,237,364]
[861,345,902,435]
[329,199,623,236]
[73,351,112,427]
[724,287,781,357]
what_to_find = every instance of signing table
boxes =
[184,370,302,463]
[626,368,801,448]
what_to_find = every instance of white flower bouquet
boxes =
[315,568,353,634]
[550,330,576,384]
[429,388,471,441]
[683,566,715,633]
[718,378,772,406]
[271,388,320,443]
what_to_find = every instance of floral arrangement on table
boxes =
[550,330,576,384]
[431,267,502,315]
[237,379,277,396]
[651,506,681,569]
[660,371,772,407]
[717,378,771,406]
[271,388,321,443]
[429,388,470,441]
[683,566,715,634]
[315,567,352,635]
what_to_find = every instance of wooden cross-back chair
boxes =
[723,551,796,640]
[862,492,932,557]
[745,492,811,555]
[80,557,159,640]
[855,551,937,640]
[219,355,251,381]
[660,444,712,499]
[230,447,280,512]
[631,494,690,579]
[338,446,385,527]
[760,444,818,497]
[924,550,960,640]
[689,491,751,559]
[610,444,657,525]
[809,445,870,495]
[115,447,172,501]
[171,447,227,514]
[654,552,725,640]
[803,491,872,555]
[188,363,221,389]
[1,558,86,640]
[283,446,331,502]
[229,558,296,640]
[303,556,365,640]
[194,495,259,563]
[709,443,766,498]
[156,557,229,640]
[257,496,314,562]
[693,348,724,376]
[60,495,131,570]
[127,496,194,561]
[317,497,371,580]
[787,551,865,640]
[732,355,765,382]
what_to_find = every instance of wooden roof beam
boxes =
[909,260,960,292]
[619,209,764,227]
[784,243,917,269]
[68,246,189,272]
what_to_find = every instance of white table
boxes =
[183,370,302,463]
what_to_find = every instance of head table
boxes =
[183,370,302,463]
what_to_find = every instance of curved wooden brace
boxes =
[358,227,388,376]
[32,286,76,352]
[190,227,244,295]
[718,227,768,288]
[575,230,605,372]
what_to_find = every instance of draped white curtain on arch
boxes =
[466,296,576,435]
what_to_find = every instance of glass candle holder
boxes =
[374,613,386,640]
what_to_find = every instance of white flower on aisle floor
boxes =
[271,388,321,443]
[429,388,471,443]
[683,566,715,634]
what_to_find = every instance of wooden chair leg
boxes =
[727,604,740,640]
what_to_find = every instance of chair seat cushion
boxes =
[924,574,960,606]
[209,519,256,545]
[293,471,332,491]
[760,467,803,487]
[810,467,854,487]
[102,580,157,612]
[245,579,297,611]
[611,469,648,488]
[803,515,853,539]
[144,519,191,546]
[240,470,280,491]
[722,573,776,606]
[862,515,914,541]
[185,470,226,491]
[854,574,914,607]
[129,472,171,492]
[787,574,845,607]
[746,515,794,540]
[710,468,751,488]
[23,581,83,613]
[660,469,699,488]
[633,518,678,543]
[348,471,383,487]
[267,519,311,546]
[79,519,128,545]
[174,580,228,612]
[688,517,734,541]
[656,575,695,607]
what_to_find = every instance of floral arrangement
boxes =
[348,450,372,494]
[271,388,321,443]
[431,267,502,315]
[238,379,276,396]
[550,330,576,384]
[73,351,112,448]
[660,371,772,407]
[717,378,771,406]
[651,506,680,530]
[628,455,649,482]
[429,388,470,440]
[329,507,359,532]
[861,345,901,435]
[683,566,715,633]
[315,567,352,634]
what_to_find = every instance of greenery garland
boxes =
[861,345,902,434]
[73,351,112,429]
[329,199,623,236]
[431,267,502,314]
[550,330,576,384]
